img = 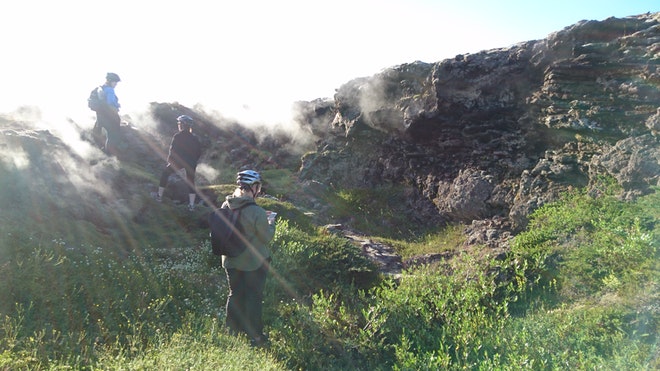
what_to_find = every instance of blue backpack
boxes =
[87,86,103,111]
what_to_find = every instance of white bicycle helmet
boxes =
[236,170,262,185]
[177,115,194,127]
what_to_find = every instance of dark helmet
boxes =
[236,170,262,185]
[177,115,194,127]
[106,72,121,82]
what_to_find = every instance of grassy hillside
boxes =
[0,151,658,369]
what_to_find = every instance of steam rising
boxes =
[0,145,30,170]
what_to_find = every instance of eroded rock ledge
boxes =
[298,13,660,251]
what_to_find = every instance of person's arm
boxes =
[192,136,202,164]
[253,207,275,245]
[102,86,120,110]
[166,135,177,165]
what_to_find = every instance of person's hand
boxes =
[266,211,277,225]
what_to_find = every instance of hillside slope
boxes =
[0,12,657,254]
[0,13,658,369]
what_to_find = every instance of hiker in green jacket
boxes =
[221,169,275,347]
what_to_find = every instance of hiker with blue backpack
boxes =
[89,72,122,156]
[219,170,275,347]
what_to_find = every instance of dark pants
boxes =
[159,164,196,193]
[94,110,121,156]
[225,262,269,339]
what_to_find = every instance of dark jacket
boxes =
[221,195,274,271]
[167,130,201,169]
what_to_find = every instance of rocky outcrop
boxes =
[1,14,657,260]
[297,12,660,243]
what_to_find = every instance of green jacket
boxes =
[221,195,274,271]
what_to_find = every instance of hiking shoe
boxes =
[250,334,268,348]
[151,192,162,202]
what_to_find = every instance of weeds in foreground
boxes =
[0,184,657,369]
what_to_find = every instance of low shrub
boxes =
[268,220,380,302]
[511,183,658,305]
[497,304,658,369]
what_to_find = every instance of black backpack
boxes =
[87,86,103,111]
[209,202,256,257]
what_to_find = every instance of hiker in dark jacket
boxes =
[221,169,275,347]
[153,115,202,210]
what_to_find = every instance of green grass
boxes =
[511,182,658,306]
[0,167,657,369]
[378,224,466,259]
[260,169,301,200]
[316,184,438,239]
[496,304,657,369]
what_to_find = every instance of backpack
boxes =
[208,202,256,257]
[87,86,103,111]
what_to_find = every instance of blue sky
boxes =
[0,0,657,125]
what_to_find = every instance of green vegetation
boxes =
[319,184,438,239]
[380,224,466,259]
[0,170,657,369]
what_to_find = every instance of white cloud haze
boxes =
[0,0,656,129]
